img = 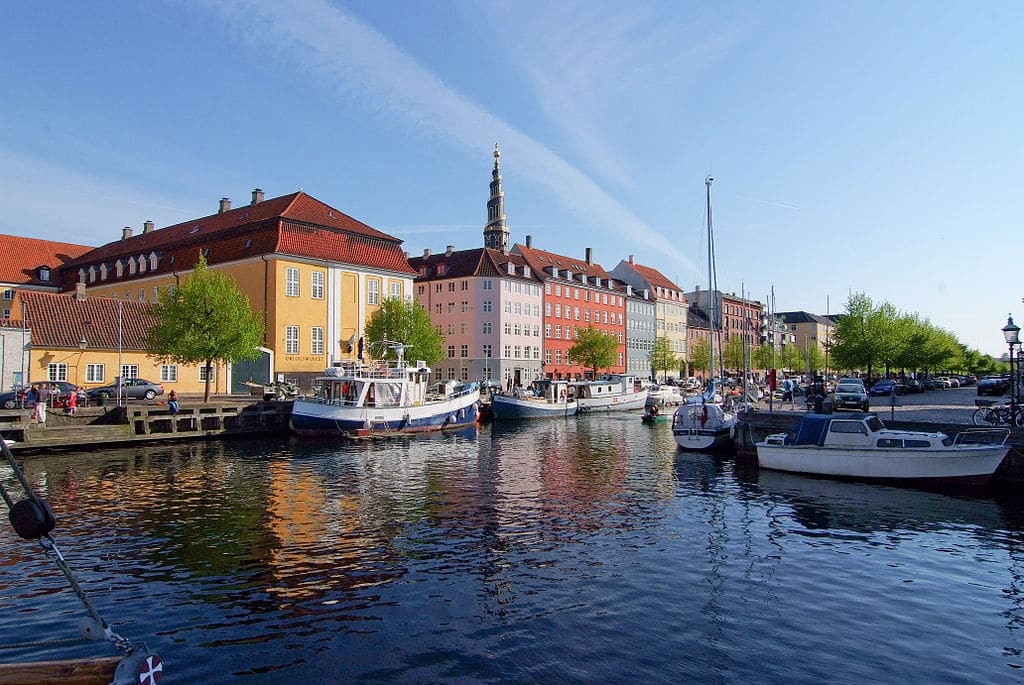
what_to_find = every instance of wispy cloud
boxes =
[197,0,699,273]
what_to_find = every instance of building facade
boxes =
[625,289,656,379]
[58,190,415,392]
[610,256,688,375]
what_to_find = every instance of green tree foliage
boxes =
[651,336,681,382]
[751,344,773,371]
[568,325,619,377]
[145,255,264,401]
[723,336,745,372]
[779,343,804,373]
[364,297,444,366]
[688,337,710,378]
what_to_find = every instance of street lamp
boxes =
[1003,314,1020,423]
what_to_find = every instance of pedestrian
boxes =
[66,387,78,415]
[35,383,49,425]
[25,384,37,410]
[77,386,87,408]
[782,377,793,406]
[168,390,179,415]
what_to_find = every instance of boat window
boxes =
[904,439,931,448]
[830,421,868,434]
[373,382,403,407]
[865,416,885,432]
[942,436,954,447]
[876,438,902,448]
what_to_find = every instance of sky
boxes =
[1,1,1021,358]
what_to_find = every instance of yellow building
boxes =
[18,288,212,395]
[57,190,416,393]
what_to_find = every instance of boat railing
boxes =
[954,428,1010,446]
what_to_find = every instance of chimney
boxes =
[628,254,634,264]
[143,220,154,234]
[585,247,593,265]
[122,226,133,240]
[219,197,231,213]
[525,235,533,248]
[423,248,431,258]
[251,188,264,205]
[446,245,454,256]
[74,282,86,301]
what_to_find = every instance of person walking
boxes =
[35,383,49,425]
[66,387,78,415]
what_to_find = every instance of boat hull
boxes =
[490,396,578,420]
[577,392,648,413]
[290,391,479,438]
[754,443,1009,486]
[672,401,736,452]
[673,427,734,452]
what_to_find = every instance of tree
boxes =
[568,325,619,377]
[723,336,745,373]
[146,255,264,402]
[651,336,680,382]
[688,338,710,380]
[364,297,444,366]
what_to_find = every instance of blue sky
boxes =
[2,1,1021,358]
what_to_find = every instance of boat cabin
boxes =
[528,378,572,403]
[769,413,953,449]
[318,361,432,408]
[571,375,636,399]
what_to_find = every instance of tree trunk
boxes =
[204,359,212,402]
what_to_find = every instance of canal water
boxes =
[2,414,1023,683]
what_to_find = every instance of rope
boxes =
[1,440,134,655]
[0,636,95,650]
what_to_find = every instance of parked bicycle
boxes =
[972,400,1024,427]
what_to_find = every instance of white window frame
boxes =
[368,279,380,305]
[160,365,178,382]
[390,282,401,300]
[286,267,300,297]
[121,364,140,380]
[311,271,324,299]
[311,326,325,355]
[85,364,105,383]
[285,325,300,355]
[48,363,68,382]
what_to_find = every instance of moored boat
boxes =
[572,375,648,413]
[291,352,479,438]
[672,393,736,452]
[755,412,1010,486]
[490,379,578,420]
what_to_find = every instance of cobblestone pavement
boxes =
[765,386,992,426]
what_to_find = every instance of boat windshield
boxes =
[865,416,885,432]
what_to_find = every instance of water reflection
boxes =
[2,418,1024,681]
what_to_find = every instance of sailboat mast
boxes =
[705,175,717,381]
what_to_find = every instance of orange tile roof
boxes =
[18,290,155,350]
[0,235,94,287]
[408,248,535,280]
[60,191,414,284]
[513,244,615,283]
[624,261,685,300]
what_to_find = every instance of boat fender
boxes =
[8,497,56,540]
[78,616,112,641]
[559,390,566,400]
[112,644,163,685]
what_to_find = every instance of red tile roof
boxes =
[60,191,414,284]
[0,235,94,287]
[513,244,620,288]
[408,248,535,281]
[18,291,155,350]
[623,261,685,299]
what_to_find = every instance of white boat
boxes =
[674,176,736,452]
[572,375,648,413]
[648,385,683,406]
[755,412,1010,486]
[673,382,736,452]
[291,347,479,438]
[491,379,579,420]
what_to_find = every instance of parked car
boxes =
[0,382,78,409]
[902,379,924,393]
[921,378,938,391]
[831,380,870,411]
[977,376,1011,396]
[87,378,164,401]
[868,379,901,396]
[934,377,953,388]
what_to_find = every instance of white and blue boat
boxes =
[490,379,579,420]
[291,351,479,438]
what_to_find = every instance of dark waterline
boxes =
[2,415,1023,683]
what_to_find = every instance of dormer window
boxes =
[100,264,108,281]
[137,256,147,274]
[88,266,97,283]
[128,257,137,275]
[115,260,124,278]
[78,268,86,283]
[39,266,50,282]
[148,252,158,270]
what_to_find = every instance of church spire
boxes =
[484,143,509,250]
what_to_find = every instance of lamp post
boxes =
[1003,314,1020,425]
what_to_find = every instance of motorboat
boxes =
[291,348,479,438]
[641,398,669,425]
[672,388,736,452]
[490,379,578,420]
[571,375,648,413]
[755,412,1010,486]
[647,384,683,406]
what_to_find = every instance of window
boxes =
[504,322,512,335]
[460,344,468,358]
[86,364,105,383]
[121,365,139,380]
[483,300,492,312]
[545,349,552,364]
[312,272,324,299]
[199,365,213,381]
[555,304,561,317]
[556,350,562,364]
[138,289,145,301]
[461,280,469,291]
[285,267,300,297]
[514,302,521,315]
[311,326,324,355]
[285,326,299,354]
[368,279,379,305]
[448,302,455,313]
[2,308,9,319]
[448,345,456,358]
[545,324,551,337]
[555,325,562,339]
[461,301,469,312]
[391,282,401,299]
[448,282,456,292]
[2,289,12,300]
[545,303,552,316]
[514,345,521,359]
[160,365,178,382]
[39,266,50,282]
[47,363,68,382]
[504,345,511,358]
[483,280,492,290]
[483,344,492,358]
[460,322,468,334]
[483,322,492,334]
[514,324,521,336]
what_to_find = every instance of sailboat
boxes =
[672,176,737,452]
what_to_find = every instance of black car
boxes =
[831,380,869,411]
[902,379,924,393]
[977,376,1010,396]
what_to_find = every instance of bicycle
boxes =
[972,400,1024,427]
